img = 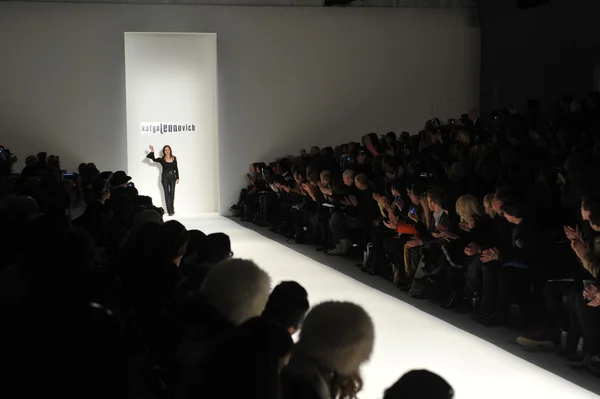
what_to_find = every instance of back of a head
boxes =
[384,370,454,399]
[185,229,207,257]
[501,200,525,219]
[495,186,520,204]
[355,173,369,186]
[201,258,271,326]
[200,317,293,399]
[157,220,189,261]
[202,233,232,264]
[294,301,374,376]
[263,281,309,331]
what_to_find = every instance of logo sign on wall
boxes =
[141,122,197,135]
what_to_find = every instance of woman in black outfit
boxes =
[147,145,179,216]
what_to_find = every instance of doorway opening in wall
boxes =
[124,32,219,217]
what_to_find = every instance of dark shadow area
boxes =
[231,217,600,396]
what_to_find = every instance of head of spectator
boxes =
[455,130,470,147]
[468,108,479,123]
[285,302,374,399]
[277,158,291,176]
[589,211,600,232]
[483,193,496,218]
[492,186,519,216]
[202,232,233,264]
[156,220,189,267]
[320,170,332,186]
[501,200,525,225]
[180,229,207,271]
[91,178,110,203]
[384,370,454,399]
[408,183,426,206]
[448,162,468,183]
[10,195,39,222]
[385,132,397,146]
[355,173,369,191]
[308,172,320,187]
[427,188,446,214]
[390,180,404,200]
[581,196,600,222]
[201,258,271,326]
[263,281,309,335]
[197,317,293,399]
[37,152,47,166]
[342,169,355,187]
[124,208,163,243]
[456,194,484,223]
[99,171,113,181]
[111,171,132,188]
[25,155,37,168]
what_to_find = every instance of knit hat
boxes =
[384,370,454,399]
[293,301,374,376]
[262,281,309,330]
[201,259,271,326]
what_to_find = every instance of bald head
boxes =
[343,169,355,186]
[355,173,369,190]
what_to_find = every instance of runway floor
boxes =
[178,215,600,399]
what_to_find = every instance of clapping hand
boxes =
[341,197,353,206]
[459,219,475,232]
[584,285,599,300]
[571,238,588,259]
[564,225,582,242]
[464,242,481,257]
[406,238,423,248]
[480,247,499,263]
[588,292,600,307]
[383,220,398,230]
[436,223,448,233]
[442,231,459,241]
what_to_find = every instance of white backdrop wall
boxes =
[0,3,480,213]
[124,33,218,214]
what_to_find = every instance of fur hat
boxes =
[294,301,374,376]
[201,258,271,326]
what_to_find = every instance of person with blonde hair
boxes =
[440,195,487,309]
[282,302,375,399]
[455,194,484,227]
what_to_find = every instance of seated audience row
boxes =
[231,94,600,376]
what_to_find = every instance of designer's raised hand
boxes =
[149,145,154,152]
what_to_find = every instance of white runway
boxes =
[180,215,598,399]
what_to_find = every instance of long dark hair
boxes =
[162,145,174,160]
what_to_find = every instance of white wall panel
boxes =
[124,33,218,214]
